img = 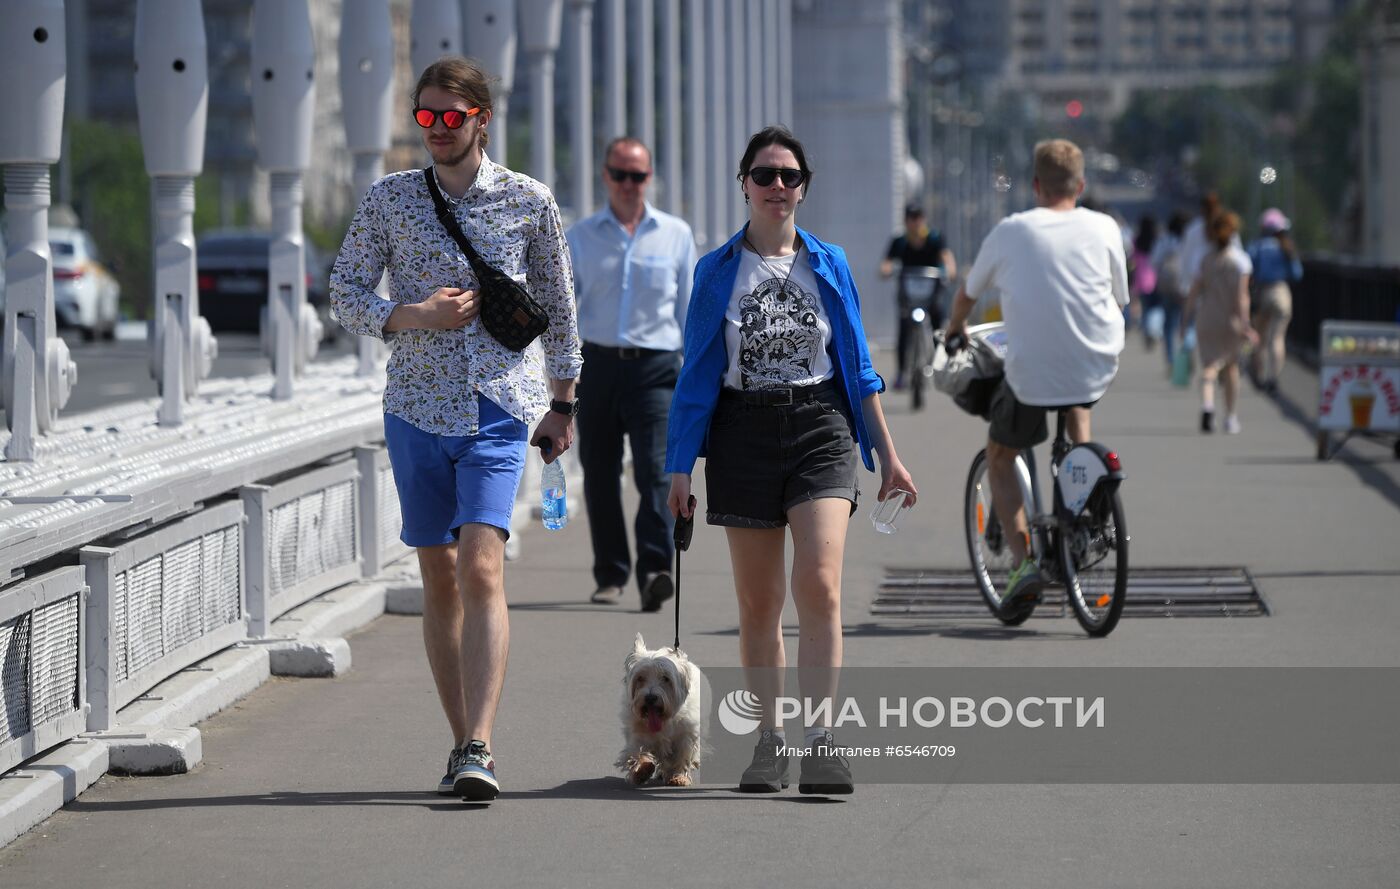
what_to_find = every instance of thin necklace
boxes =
[742,228,802,288]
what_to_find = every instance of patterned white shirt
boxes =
[330,155,583,435]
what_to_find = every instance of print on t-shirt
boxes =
[738,273,823,389]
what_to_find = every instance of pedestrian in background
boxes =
[567,137,697,609]
[880,203,956,390]
[665,126,915,795]
[330,57,582,802]
[1246,208,1303,394]
[1152,211,1190,374]
[1185,209,1256,434]
[1131,215,1160,349]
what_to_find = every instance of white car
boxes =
[50,226,120,340]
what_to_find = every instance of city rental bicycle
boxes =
[898,266,944,411]
[961,378,1130,636]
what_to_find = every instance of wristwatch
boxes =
[550,398,580,417]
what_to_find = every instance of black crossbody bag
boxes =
[422,166,550,352]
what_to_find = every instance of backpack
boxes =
[1156,243,1185,305]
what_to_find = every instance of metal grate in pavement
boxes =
[873,566,1269,619]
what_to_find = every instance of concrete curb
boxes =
[114,646,272,733]
[267,638,352,677]
[104,728,203,776]
[0,739,108,849]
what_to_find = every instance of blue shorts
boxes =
[383,399,529,547]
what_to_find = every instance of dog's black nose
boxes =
[643,693,660,708]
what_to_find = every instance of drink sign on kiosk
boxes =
[1315,319,1400,460]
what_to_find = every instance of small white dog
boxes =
[616,633,704,787]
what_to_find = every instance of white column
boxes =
[630,0,655,152]
[777,0,792,125]
[727,0,746,231]
[463,0,517,168]
[341,0,393,377]
[659,0,680,214]
[746,0,762,133]
[567,0,595,217]
[411,0,462,76]
[1,0,75,459]
[707,0,730,246]
[762,0,779,125]
[602,0,626,138]
[521,0,564,189]
[684,0,707,243]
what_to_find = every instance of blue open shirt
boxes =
[664,226,886,475]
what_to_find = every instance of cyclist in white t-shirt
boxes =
[945,139,1130,615]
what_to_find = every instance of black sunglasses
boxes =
[747,166,806,188]
[606,166,650,184]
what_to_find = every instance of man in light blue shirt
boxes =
[567,137,697,610]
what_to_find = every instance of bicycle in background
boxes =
[952,331,1130,636]
[898,266,944,411]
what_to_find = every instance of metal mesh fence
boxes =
[163,539,205,651]
[268,481,358,597]
[114,569,129,684]
[112,520,245,686]
[124,556,165,680]
[0,613,31,741]
[377,463,401,556]
[201,526,242,632]
[28,595,79,727]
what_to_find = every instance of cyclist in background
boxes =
[881,204,956,390]
[944,139,1129,615]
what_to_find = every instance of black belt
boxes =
[720,381,839,407]
[583,342,672,360]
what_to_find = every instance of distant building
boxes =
[937,0,1355,117]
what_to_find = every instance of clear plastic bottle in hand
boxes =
[541,449,567,530]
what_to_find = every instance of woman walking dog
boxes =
[664,127,916,795]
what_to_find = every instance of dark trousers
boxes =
[577,344,679,592]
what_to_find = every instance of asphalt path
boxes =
[1,334,1397,888]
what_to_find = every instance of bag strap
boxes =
[422,165,490,282]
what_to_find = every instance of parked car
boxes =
[50,226,121,340]
[196,229,337,341]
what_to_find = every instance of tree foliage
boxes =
[1108,3,1372,252]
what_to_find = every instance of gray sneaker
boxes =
[453,739,499,802]
[437,745,466,795]
[738,729,790,792]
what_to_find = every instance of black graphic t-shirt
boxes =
[722,248,833,390]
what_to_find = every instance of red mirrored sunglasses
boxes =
[413,106,480,130]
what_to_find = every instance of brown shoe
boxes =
[590,585,624,604]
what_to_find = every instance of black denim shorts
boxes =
[988,378,1097,450]
[703,381,859,529]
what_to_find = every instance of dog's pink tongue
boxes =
[646,712,664,733]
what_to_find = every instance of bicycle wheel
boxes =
[1060,487,1128,636]
[964,449,1034,626]
[910,326,928,410]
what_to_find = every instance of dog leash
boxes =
[672,496,696,651]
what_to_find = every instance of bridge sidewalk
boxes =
[1,336,1396,888]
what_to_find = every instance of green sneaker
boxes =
[1001,557,1044,617]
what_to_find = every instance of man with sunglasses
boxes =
[565,137,697,610]
[330,57,582,803]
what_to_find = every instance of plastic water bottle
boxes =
[540,448,567,530]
